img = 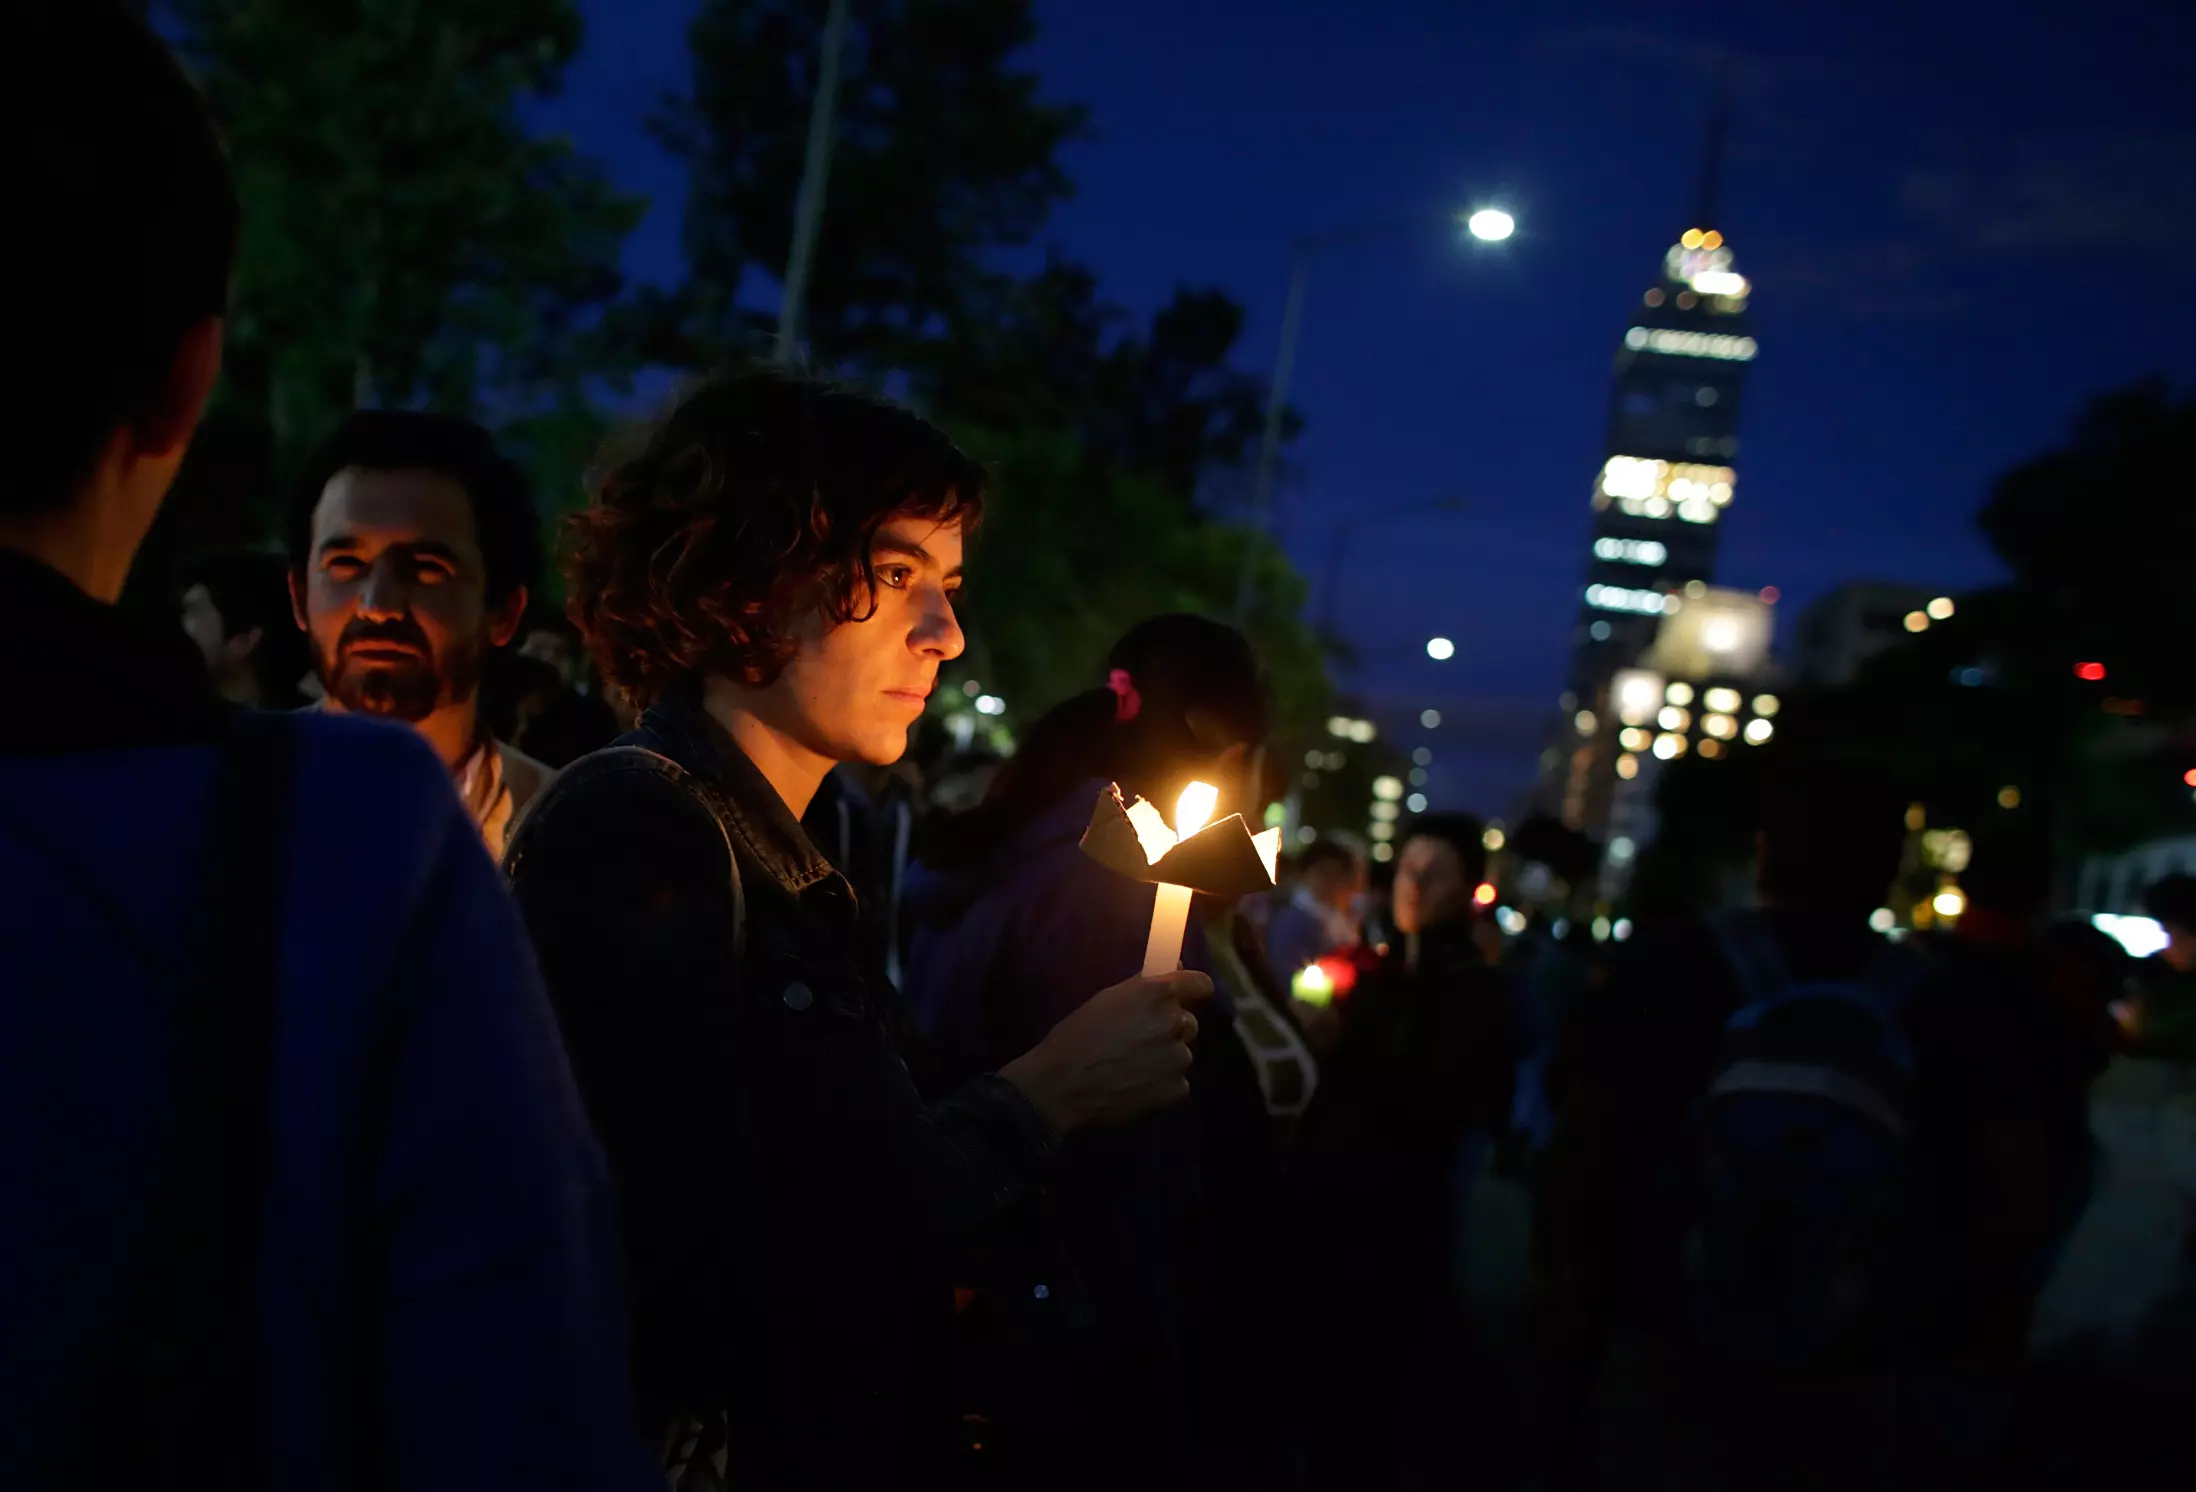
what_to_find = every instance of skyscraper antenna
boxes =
[1696,66,1731,232]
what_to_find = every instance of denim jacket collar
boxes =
[638,692,840,898]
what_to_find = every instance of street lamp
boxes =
[1232,206,1517,624]
[1466,208,1516,242]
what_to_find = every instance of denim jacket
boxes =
[505,693,1060,1489]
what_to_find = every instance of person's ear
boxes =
[134,317,224,462]
[488,584,529,649]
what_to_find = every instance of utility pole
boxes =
[776,0,852,364]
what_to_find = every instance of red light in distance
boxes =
[2076,662,2107,682]
[1473,882,1498,906]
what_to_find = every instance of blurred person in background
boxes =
[805,758,925,987]
[0,8,660,1487]
[1291,812,1516,1492]
[287,411,556,856]
[2126,872,2196,1059]
[178,548,312,709]
[481,650,569,753]
[1538,759,2041,1491]
[905,615,1282,1490]
[1901,823,2082,1486]
[512,609,621,767]
[518,608,584,685]
[1264,837,1366,980]
[505,371,1210,1491]
[924,746,1005,814]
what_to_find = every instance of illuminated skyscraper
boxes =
[1544,117,1768,839]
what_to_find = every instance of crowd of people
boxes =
[6,9,2192,1490]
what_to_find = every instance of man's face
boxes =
[290,467,523,724]
[178,583,229,672]
[1391,834,1470,936]
[1306,855,1366,911]
[761,517,966,768]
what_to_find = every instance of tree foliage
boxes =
[919,256,1278,506]
[1763,381,2196,866]
[169,0,642,468]
[656,0,1324,726]
[1978,379,2196,717]
[654,0,1083,369]
[948,423,1327,734]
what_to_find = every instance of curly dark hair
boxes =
[566,369,985,707]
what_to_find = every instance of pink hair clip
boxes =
[1106,668,1142,722]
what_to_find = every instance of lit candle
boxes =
[1141,782,1219,976]
[1290,962,1335,1007]
[1081,780,1281,973]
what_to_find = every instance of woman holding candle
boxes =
[904,615,1293,1490]
[504,372,1213,1492]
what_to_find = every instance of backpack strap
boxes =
[510,745,746,965]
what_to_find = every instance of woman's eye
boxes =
[879,565,914,589]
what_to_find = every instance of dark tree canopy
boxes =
[170,0,642,465]
[1978,379,2196,715]
[658,0,1084,369]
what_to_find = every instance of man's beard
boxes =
[316,616,484,725]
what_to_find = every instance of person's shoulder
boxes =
[278,713,471,864]
[282,708,451,794]
[506,744,730,876]
[1608,913,1719,982]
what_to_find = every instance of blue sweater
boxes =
[0,554,655,1489]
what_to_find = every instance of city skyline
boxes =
[543,0,2196,817]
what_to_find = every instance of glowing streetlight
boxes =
[1466,207,1516,242]
[1236,206,1517,622]
[1426,636,1456,661]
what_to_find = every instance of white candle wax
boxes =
[1143,882,1195,977]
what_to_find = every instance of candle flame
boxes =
[1175,781,1219,839]
[1291,961,1334,1006]
[1125,797,1177,866]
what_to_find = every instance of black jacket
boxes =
[1292,919,1516,1241]
[505,694,1060,1489]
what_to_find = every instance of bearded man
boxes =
[288,411,555,853]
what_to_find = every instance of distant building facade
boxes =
[1791,580,1947,688]
[1539,212,1773,849]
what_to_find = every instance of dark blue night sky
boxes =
[541,0,2196,816]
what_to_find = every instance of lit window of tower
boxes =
[1568,99,1754,705]
[1542,93,1762,838]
